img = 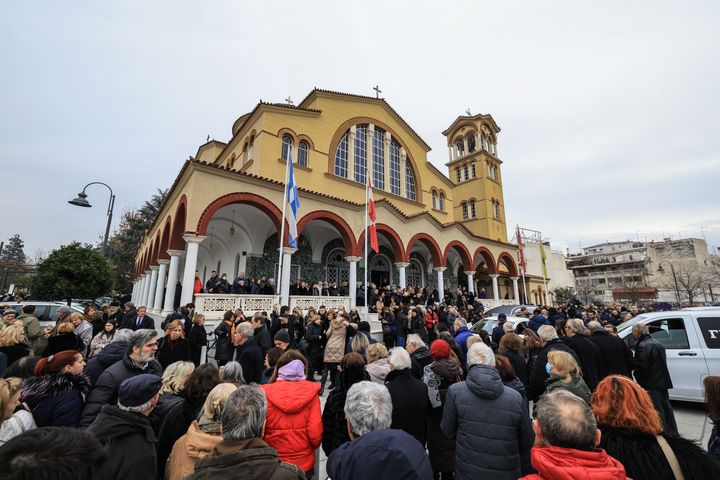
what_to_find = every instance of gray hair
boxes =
[538,325,558,341]
[236,321,254,338]
[221,361,246,384]
[388,347,411,371]
[587,321,603,332]
[112,328,133,343]
[118,398,153,414]
[344,381,392,437]
[405,334,425,349]
[128,329,157,352]
[535,389,597,451]
[467,342,495,367]
[633,323,649,335]
[567,319,586,335]
[221,385,267,441]
[502,321,514,333]
[124,302,135,310]
[454,317,467,328]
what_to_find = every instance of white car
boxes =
[617,308,720,402]
[472,315,529,335]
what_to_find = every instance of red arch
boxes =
[407,233,443,267]
[158,217,172,260]
[473,247,497,274]
[169,195,188,250]
[497,252,519,277]
[357,224,407,261]
[196,192,288,246]
[150,233,161,265]
[444,241,473,271]
[297,210,357,256]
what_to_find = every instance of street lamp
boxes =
[657,260,681,306]
[68,182,116,256]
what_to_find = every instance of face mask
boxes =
[545,362,552,376]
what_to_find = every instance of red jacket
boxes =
[521,446,629,480]
[260,380,322,472]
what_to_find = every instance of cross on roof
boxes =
[285,96,294,105]
[465,108,472,116]
[373,85,382,98]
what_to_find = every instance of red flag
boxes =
[516,225,527,273]
[368,178,379,253]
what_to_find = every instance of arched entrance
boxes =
[370,253,392,287]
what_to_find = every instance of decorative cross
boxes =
[465,108,472,116]
[285,96,294,105]
[373,85,382,98]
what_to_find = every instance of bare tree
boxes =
[672,265,708,306]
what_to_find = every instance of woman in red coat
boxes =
[260,349,322,477]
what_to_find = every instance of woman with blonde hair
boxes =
[157,320,190,369]
[165,382,238,480]
[0,324,31,366]
[365,343,391,384]
[0,378,36,445]
[592,375,720,479]
[545,349,591,404]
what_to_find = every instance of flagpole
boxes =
[276,146,291,303]
[364,172,369,314]
[539,233,549,305]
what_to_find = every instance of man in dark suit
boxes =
[128,306,155,331]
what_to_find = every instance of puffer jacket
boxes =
[260,379,322,471]
[324,317,346,363]
[165,420,222,480]
[633,335,673,390]
[84,340,128,386]
[441,364,533,480]
[21,372,89,427]
[521,446,629,479]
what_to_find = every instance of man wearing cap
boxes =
[1,308,18,330]
[87,374,162,480]
[56,305,72,324]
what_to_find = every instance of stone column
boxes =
[448,145,454,161]
[434,267,446,299]
[511,277,520,301]
[180,234,206,306]
[140,271,152,307]
[463,137,468,155]
[280,247,297,307]
[395,262,409,289]
[162,250,185,316]
[346,256,361,308]
[152,260,169,314]
[465,271,475,294]
[489,274,500,303]
[146,266,159,313]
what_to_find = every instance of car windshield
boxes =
[617,313,651,333]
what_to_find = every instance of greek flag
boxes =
[287,157,300,248]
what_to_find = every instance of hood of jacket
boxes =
[94,341,129,366]
[430,358,461,381]
[262,380,320,414]
[88,405,157,443]
[366,358,391,377]
[530,446,628,479]
[466,364,504,400]
[184,420,222,459]
[21,372,90,406]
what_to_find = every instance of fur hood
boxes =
[21,372,90,406]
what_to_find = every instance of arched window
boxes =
[471,162,476,178]
[462,202,468,220]
[456,168,462,183]
[463,163,470,180]
[334,132,348,177]
[439,193,445,211]
[373,128,385,190]
[405,162,416,201]
[493,200,501,219]
[432,190,438,209]
[281,134,293,162]
[354,125,367,184]
[297,140,309,166]
[455,139,465,157]
[470,201,476,218]
[467,134,476,153]
[389,140,401,195]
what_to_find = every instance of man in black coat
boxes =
[631,323,678,436]
[234,322,264,384]
[563,318,604,393]
[587,321,633,378]
[491,314,508,345]
[85,337,130,386]
[126,306,155,331]
[86,374,161,480]
[527,325,580,402]
[385,347,428,445]
[406,334,432,380]
[79,329,162,427]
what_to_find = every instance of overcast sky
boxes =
[2,0,719,261]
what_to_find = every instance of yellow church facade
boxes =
[131,89,544,316]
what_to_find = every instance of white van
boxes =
[617,307,720,402]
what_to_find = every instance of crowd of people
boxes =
[0,291,719,479]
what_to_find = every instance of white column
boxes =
[348,126,356,181]
[346,256,361,308]
[399,147,407,198]
[448,145,454,161]
[280,247,297,307]
[511,276,520,301]
[489,273,500,303]
[162,250,185,315]
[434,267,446,298]
[465,271,475,294]
[131,281,138,304]
[146,266,159,313]
[395,262,409,289]
[140,271,152,307]
[137,276,146,305]
[152,260,169,314]
[180,234,206,306]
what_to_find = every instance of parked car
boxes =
[8,302,85,329]
[471,315,529,335]
[482,304,537,319]
[617,308,720,402]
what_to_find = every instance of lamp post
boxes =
[68,182,116,256]
[657,260,681,306]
